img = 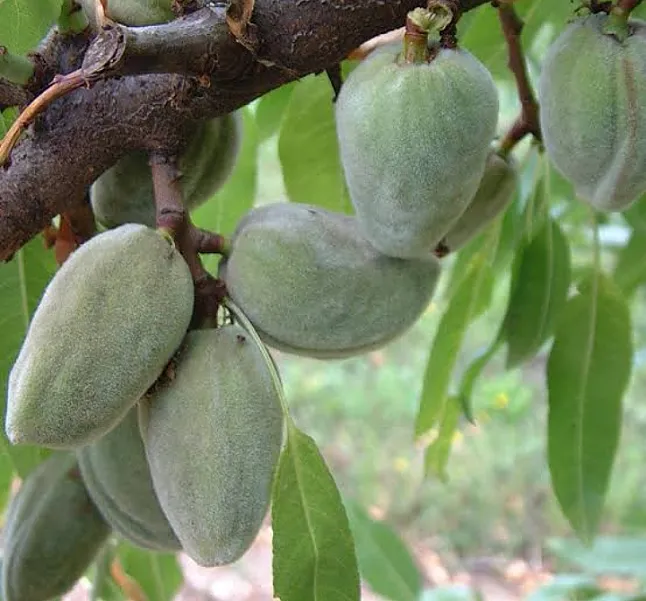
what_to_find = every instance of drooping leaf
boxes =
[547,537,646,579]
[524,574,602,601]
[547,272,633,542]
[613,231,646,298]
[424,396,462,480]
[501,219,571,368]
[0,0,62,55]
[118,544,182,601]
[345,501,421,601]
[272,424,360,601]
[278,74,352,214]
[415,257,494,437]
[622,194,646,233]
[0,235,57,478]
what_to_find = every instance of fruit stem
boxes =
[150,154,228,328]
[604,8,631,41]
[402,5,453,64]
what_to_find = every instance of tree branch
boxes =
[0,0,490,262]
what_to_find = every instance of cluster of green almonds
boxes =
[539,12,646,211]
[0,9,526,601]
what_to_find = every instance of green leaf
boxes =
[415,257,494,437]
[278,74,352,214]
[272,424,360,601]
[0,0,62,55]
[255,83,296,142]
[547,537,646,579]
[613,231,646,298]
[419,585,479,601]
[547,272,633,542]
[424,396,461,480]
[0,235,57,477]
[524,574,602,601]
[192,108,259,273]
[345,501,421,601]
[118,544,182,601]
[622,194,646,233]
[501,219,571,367]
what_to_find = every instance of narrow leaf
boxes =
[547,272,633,542]
[118,544,182,601]
[272,425,360,601]
[345,501,421,601]
[502,219,571,367]
[547,536,646,579]
[415,258,494,437]
[424,396,461,480]
[524,574,601,601]
[278,74,352,213]
[613,231,646,298]
[0,236,56,477]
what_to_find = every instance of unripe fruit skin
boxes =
[77,409,181,552]
[2,454,111,601]
[91,113,242,228]
[539,14,646,211]
[80,0,174,27]
[220,203,441,359]
[335,43,499,259]
[6,224,194,449]
[139,326,284,567]
[439,151,518,253]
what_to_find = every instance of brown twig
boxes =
[495,1,541,155]
[110,559,148,601]
[42,197,97,265]
[149,154,226,328]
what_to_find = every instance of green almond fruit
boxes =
[139,325,284,567]
[6,224,194,449]
[91,112,242,229]
[2,454,111,601]
[79,0,174,27]
[438,150,518,254]
[77,409,181,552]
[220,203,441,359]
[335,42,499,258]
[539,13,646,211]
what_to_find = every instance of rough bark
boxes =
[0,0,490,260]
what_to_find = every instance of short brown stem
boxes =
[149,153,226,328]
[496,2,541,153]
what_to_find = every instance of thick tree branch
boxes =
[0,0,490,261]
